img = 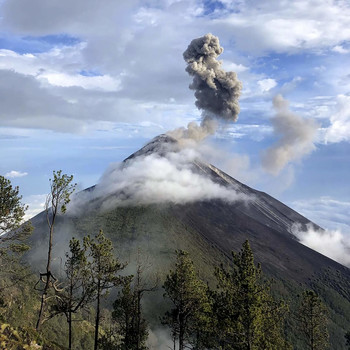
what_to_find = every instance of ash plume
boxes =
[167,118,217,145]
[168,33,242,142]
[184,33,242,121]
[262,94,318,175]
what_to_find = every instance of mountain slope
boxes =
[26,134,350,349]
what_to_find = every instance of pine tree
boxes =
[112,277,141,350]
[162,250,211,350]
[0,175,32,268]
[345,330,350,350]
[0,176,32,304]
[0,175,27,235]
[84,230,126,350]
[296,290,329,350]
[52,237,92,350]
[36,170,76,330]
[213,240,289,350]
[112,250,157,350]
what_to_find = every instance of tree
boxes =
[84,230,126,350]
[36,170,76,330]
[213,240,289,350]
[133,249,158,350]
[112,276,141,350]
[345,330,350,350]
[162,250,211,350]
[52,237,92,350]
[0,175,32,295]
[0,175,32,257]
[112,249,157,350]
[0,175,27,235]
[296,290,329,350]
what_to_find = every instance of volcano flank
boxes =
[27,134,350,349]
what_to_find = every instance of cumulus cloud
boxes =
[5,170,28,178]
[262,94,318,175]
[292,223,350,267]
[324,94,350,143]
[0,0,348,136]
[213,0,350,54]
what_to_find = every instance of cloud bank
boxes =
[292,223,350,267]
[71,142,249,211]
[262,94,318,174]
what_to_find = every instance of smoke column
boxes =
[262,94,318,175]
[168,33,242,142]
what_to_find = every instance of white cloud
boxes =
[292,223,350,267]
[291,197,350,232]
[0,0,348,137]
[5,170,28,178]
[213,0,350,54]
[23,194,47,220]
[325,94,350,143]
[71,144,250,211]
[0,47,121,91]
[332,45,350,54]
[257,78,277,92]
[221,60,248,73]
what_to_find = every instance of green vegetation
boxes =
[212,240,290,349]
[0,175,27,234]
[0,231,345,350]
[84,229,127,350]
[52,237,91,349]
[296,290,329,350]
[1,174,350,349]
[36,170,76,331]
[162,250,211,350]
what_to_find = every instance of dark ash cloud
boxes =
[183,33,242,121]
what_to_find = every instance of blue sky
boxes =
[0,0,349,240]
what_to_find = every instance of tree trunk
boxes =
[68,310,72,350]
[94,281,101,350]
[136,290,141,350]
[36,276,50,330]
[36,213,55,330]
[179,316,184,350]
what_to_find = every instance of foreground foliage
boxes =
[296,290,329,350]
[212,240,291,350]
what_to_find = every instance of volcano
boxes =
[27,134,350,349]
